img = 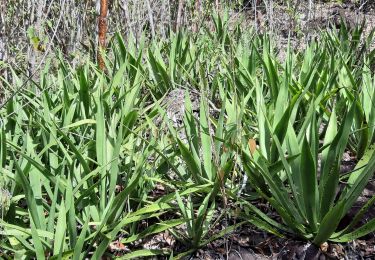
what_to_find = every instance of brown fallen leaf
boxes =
[109,240,128,252]
[320,242,328,252]
[248,138,257,156]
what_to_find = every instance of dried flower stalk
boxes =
[98,0,108,71]
[192,0,201,33]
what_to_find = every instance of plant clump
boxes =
[0,12,374,259]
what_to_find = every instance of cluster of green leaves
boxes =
[0,14,374,259]
[238,21,375,244]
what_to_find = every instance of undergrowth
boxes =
[0,15,375,259]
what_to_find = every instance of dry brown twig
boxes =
[175,0,184,32]
[98,0,108,71]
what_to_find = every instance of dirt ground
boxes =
[234,1,375,61]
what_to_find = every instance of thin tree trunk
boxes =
[120,0,134,37]
[175,0,184,32]
[192,0,201,33]
[0,0,6,99]
[145,0,155,38]
[98,0,108,71]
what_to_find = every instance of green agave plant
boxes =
[241,96,375,245]
[154,88,238,252]
[1,10,375,258]
[0,20,251,257]
[0,34,191,259]
[235,21,375,246]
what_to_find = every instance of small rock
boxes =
[228,247,259,260]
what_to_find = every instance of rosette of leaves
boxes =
[241,98,375,245]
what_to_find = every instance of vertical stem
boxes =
[175,0,184,32]
[120,0,134,37]
[253,0,258,32]
[98,0,108,71]
[215,0,220,13]
[145,0,155,38]
[268,0,273,35]
[0,0,7,87]
[160,0,167,39]
[307,0,312,21]
[193,0,201,33]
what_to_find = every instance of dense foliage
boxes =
[0,14,375,259]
